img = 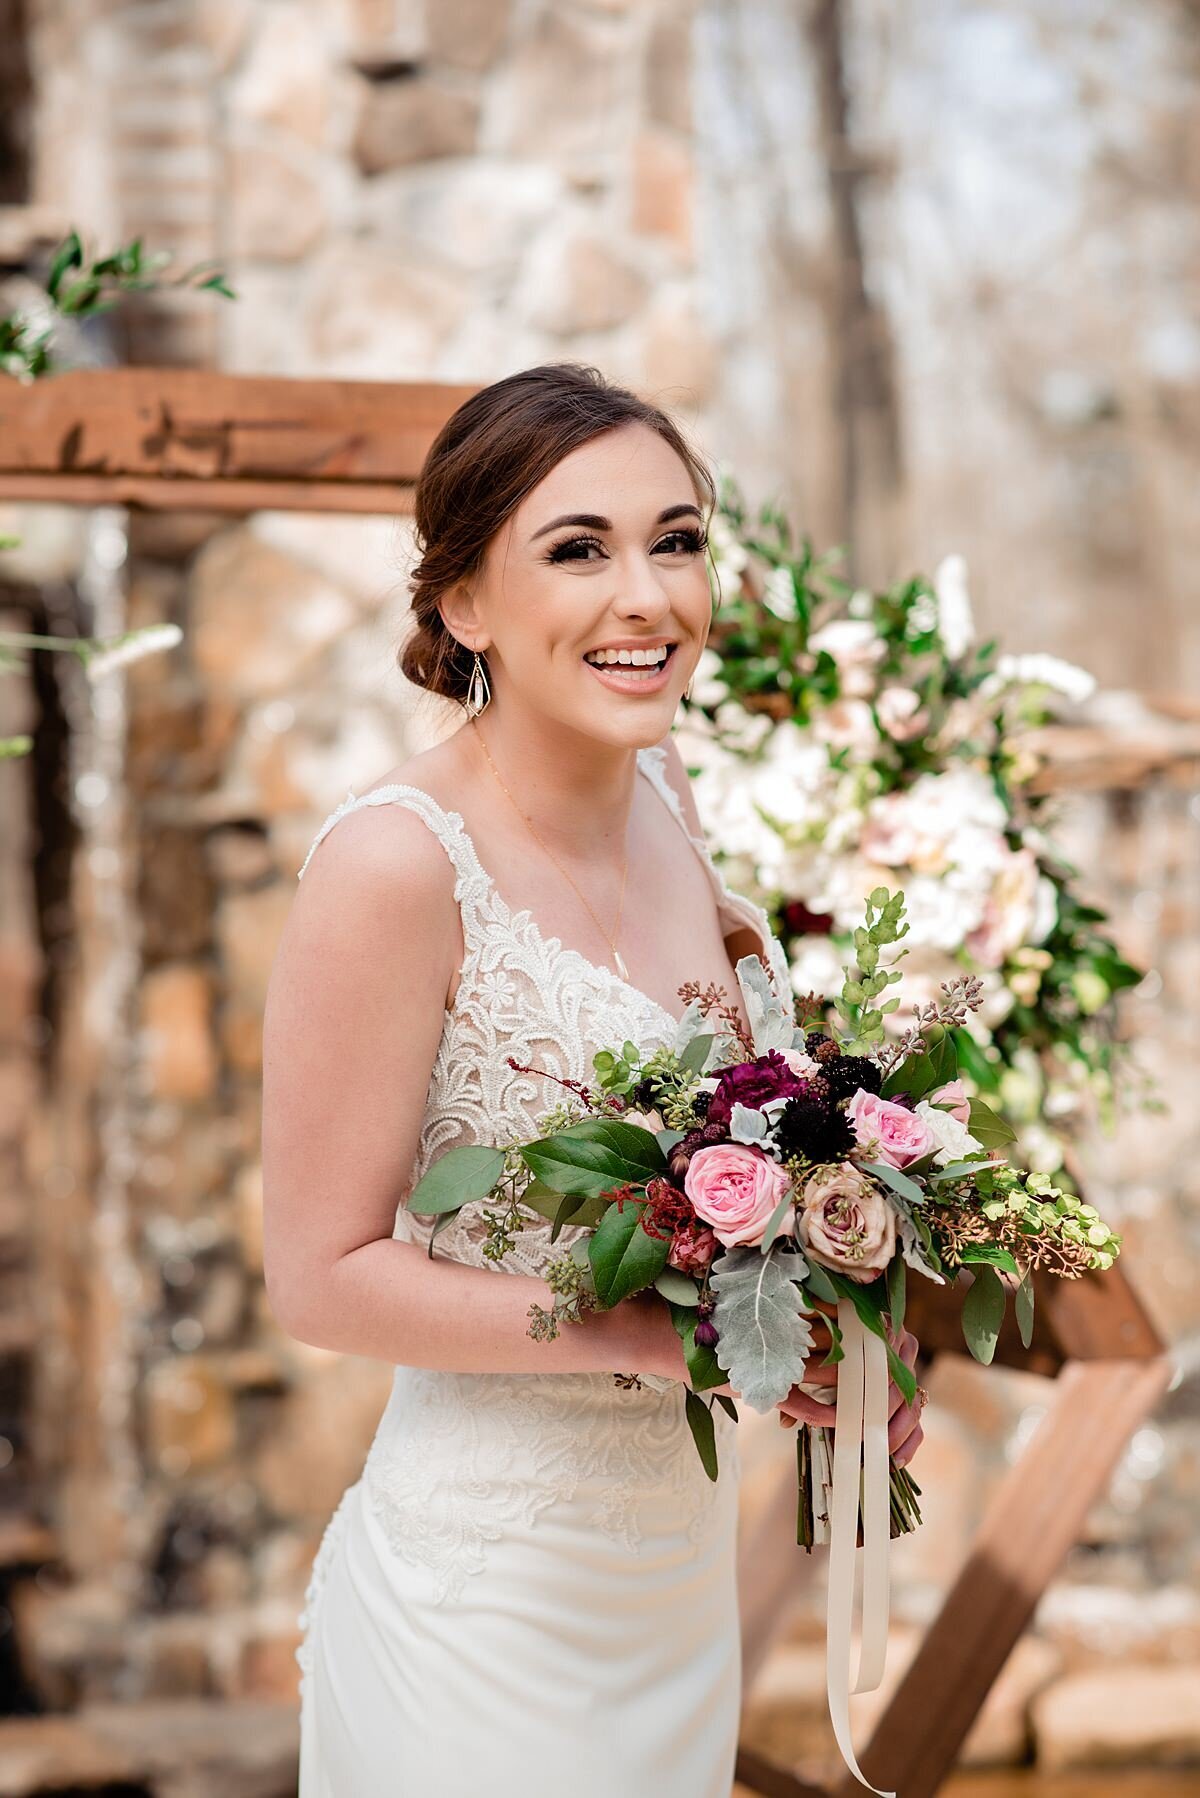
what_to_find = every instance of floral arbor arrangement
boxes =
[680,474,1148,1181]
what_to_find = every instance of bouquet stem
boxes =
[795,1423,923,1551]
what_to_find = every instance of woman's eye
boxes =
[545,527,709,565]
[546,534,605,564]
[660,527,709,555]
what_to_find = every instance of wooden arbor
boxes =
[0,369,1176,1798]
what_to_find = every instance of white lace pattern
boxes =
[293,742,791,1635]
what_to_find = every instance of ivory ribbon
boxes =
[823,1297,895,1798]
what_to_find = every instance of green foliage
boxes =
[684,1388,719,1480]
[835,888,909,1053]
[1,229,235,380]
[587,1198,671,1306]
[520,1117,666,1199]
[961,1263,1007,1364]
[667,1300,727,1390]
[406,1143,505,1216]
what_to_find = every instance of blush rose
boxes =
[846,1087,936,1169]
[797,1161,898,1284]
[683,1143,794,1250]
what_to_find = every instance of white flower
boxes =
[992,652,1096,706]
[965,844,1043,970]
[913,1100,985,1167]
[762,564,799,621]
[812,696,878,757]
[707,512,750,593]
[933,554,974,659]
[876,685,930,742]
[688,645,729,706]
[808,618,886,698]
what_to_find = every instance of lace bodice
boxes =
[297,741,794,1280]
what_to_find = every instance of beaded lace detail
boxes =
[292,743,791,1634]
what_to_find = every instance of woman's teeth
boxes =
[582,644,674,687]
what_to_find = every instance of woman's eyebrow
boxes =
[529,502,702,542]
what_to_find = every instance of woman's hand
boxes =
[770,1323,928,1459]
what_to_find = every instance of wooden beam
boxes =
[0,472,415,514]
[835,1354,1174,1798]
[0,369,476,511]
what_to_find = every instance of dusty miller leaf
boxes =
[734,954,794,1055]
[709,1246,815,1414]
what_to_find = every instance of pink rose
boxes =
[846,1088,936,1169]
[683,1143,794,1250]
[929,1079,970,1125]
[667,1222,719,1275]
[797,1161,898,1284]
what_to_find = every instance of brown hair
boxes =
[397,362,718,706]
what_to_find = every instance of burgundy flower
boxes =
[705,1051,810,1130]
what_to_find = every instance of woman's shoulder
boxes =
[294,739,468,903]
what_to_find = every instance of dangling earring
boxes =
[465,650,491,717]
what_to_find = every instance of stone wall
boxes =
[0,0,1196,1781]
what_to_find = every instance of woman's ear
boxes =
[437,578,489,654]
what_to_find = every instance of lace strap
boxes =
[296,784,495,957]
[636,743,794,1005]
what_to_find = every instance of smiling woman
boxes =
[262,361,923,1798]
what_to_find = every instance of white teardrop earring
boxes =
[466,650,491,718]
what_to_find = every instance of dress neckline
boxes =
[354,747,775,1035]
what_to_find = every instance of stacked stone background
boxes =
[0,0,1196,1787]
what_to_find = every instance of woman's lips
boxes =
[582,644,677,694]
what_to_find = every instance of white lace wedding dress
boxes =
[291,742,794,1797]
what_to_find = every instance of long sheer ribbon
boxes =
[823,1297,895,1797]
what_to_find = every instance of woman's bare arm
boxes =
[262,802,682,1378]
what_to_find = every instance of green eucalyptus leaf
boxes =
[426,1208,462,1257]
[653,1268,701,1306]
[862,1160,926,1206]
[961,1264,1006,1365]
[679,1032,717,1075]
[966,1097,1017,1148]
[959,1242,1020,1276]
[886,1252,906,1336]
[759,1190,796,1254]
[407,1144,506,1215]
[802,1258,839,1304]
[684,1389,719,1481]
[1015,1266,1036,1348]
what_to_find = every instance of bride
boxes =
[262,362,924,1796]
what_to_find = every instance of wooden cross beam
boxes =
[0,369,476,512]
[734,1258,1173,1798]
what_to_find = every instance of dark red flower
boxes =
[705,1051,810,1130]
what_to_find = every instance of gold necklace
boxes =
[471,717,632,982]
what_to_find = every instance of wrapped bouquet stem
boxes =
[404,886,1122,1797]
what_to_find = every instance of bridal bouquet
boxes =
[403,886,1123,1551]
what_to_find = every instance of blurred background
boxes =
[0,3,1196,1794]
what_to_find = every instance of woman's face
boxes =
[442,421,713,749]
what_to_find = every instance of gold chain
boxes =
[470,717,631,981]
